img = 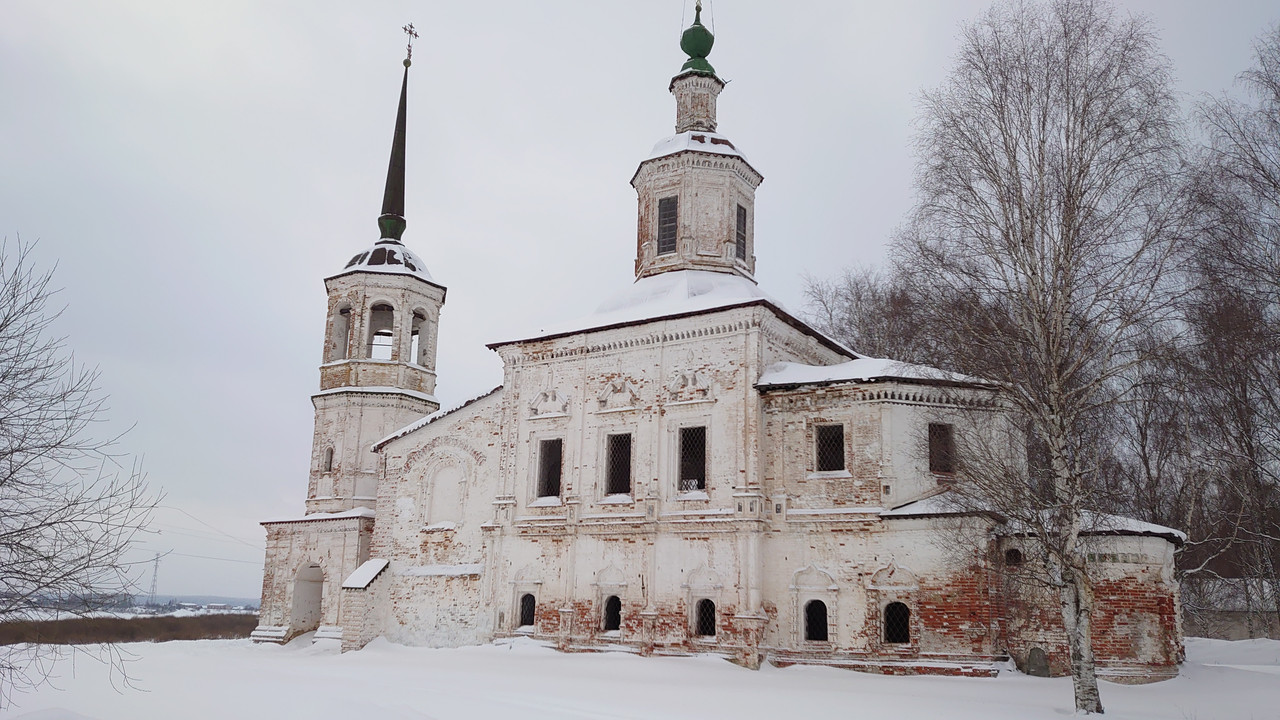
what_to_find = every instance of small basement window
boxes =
[928,423,956,475]
[657,196,678,255]
[605,433,632,495]
[695,598,716,637]
[537,439,563,498]
[805,599,829,642]
[884,602,911,644]
[815,424,845,472]
[679,426,707,492]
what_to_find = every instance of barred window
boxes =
[815,424,844,472]
[884,602,911,644]
[735,204,748,260]
[805,600,829,641]
[605,433,633,495]
[679,426,707,492]
[928,423,955,475]
[657,196,678,255]
[519,593,536,628]
[695,598,716,637]
[537,438,563,498]
[603,595,622,632]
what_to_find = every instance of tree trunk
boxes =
[1060,567,1104,714]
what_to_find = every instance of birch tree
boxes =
[893,0,1182,712]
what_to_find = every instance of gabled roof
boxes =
[372,385,503,451]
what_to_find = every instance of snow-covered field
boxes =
[3,636,1277,720]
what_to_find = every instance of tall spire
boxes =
[377,23,418,243]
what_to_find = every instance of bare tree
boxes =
[892,0,1183,712]
[0,239,157,706]
[802,266,939,364]
[1182,25,1280,635]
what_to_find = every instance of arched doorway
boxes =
[602,595,622,632]
[805,599,829,641]
[290,563,325,636]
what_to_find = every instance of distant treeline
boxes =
[0,614,259,644]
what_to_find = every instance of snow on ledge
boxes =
[262,506,376,524]
[313,386,439,404]
[343,559,390,589]
[758,358,981,389]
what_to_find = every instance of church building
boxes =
[253,10,1184,681]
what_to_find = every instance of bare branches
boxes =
[0,238,157,706]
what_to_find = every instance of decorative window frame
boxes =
[790,564,839,647]
[808,420,851,479]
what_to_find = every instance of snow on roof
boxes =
[342,559,389,589]
[882,495,1186,543]
[645,131,747,163]
[327,240,435,284]
[312,386,439,405]
[757,358,982,389]
[881,493,975,518]
[261,506,375,525]
[373,385,503,450]
[491,270,789,346]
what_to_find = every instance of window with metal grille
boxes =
[519,593,536,628]
[657,196,678,255]
[537,438,563,498]
[884,602,911,643]
[679,426,707,492]
[605,433,632,495]
[928,423,955,474]
[735,204,747,260]
[695,598,716,637]
[815,424,845,472]
[805,600,829,641]
[603,595,622,632]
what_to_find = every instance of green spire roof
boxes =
[679,2,715,75]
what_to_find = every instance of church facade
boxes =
[253,12,1183,681]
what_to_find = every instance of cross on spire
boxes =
[403,22,419,63]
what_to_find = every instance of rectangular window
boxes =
[657,196,678,255]
[928,423,955,475]
[735,204,747,260]
[605,433,633,495]
[537,438,563,498]
[815,424,845,472]
[678,426,707,492]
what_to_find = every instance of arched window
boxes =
[519,593,536,628]
[322,447,334,473]
[695,598,716,637]
[367,303,395,360]
[603,595,622,632]
[884,602,911,644]
[804,599,829,641]
[331,307,351,361]
[410,311,427,367]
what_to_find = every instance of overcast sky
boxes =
[1,1,1276,598]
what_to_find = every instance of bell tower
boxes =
[306,41,445,515]
[631,2,764,281]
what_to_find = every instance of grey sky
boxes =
[1,1,1275,597]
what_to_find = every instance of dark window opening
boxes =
[1005,548,1024,566]
[679,426,707,492]
[367,303,395,360]
[537,438,563,498]
[605,433,632,495]
[805,600,829,641]
[928,423,955,475]
[735,204,747,260]
[695,599,716,637]
[884,602,911,644]
[657,197,678,255]
[815,424,845,472]
[322,447,334,473]
[519,593,536,627]
[603,595,622,632]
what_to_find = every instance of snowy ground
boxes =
[2,636,1277,720]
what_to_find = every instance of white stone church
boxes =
[253,11,1184,680]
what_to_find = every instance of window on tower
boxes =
[367,303,395,360]
[657,196,678,255]
[410,310,427,367]
[735,204,747,260]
